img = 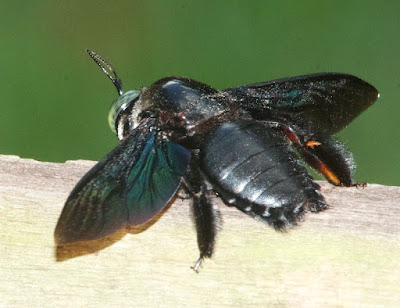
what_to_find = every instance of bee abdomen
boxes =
[202,119,327,229]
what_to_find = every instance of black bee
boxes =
[55,50,379,271]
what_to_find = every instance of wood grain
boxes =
[0,155,399,307]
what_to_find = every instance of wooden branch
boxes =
[1,154,399,307]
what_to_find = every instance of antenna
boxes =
[86,49,123,95]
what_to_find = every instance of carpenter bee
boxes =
[55,50,379,271]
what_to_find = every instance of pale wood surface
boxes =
[0,154,399,307]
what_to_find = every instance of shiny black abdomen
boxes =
[201,119,327,229]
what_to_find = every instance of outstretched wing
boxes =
[224,73,379,138]
[54,119,190,245]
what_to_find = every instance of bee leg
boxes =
[269,122,357,187]
[191,255,205,273]
[183,160,220,272]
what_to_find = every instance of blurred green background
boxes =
[0,1,399,186]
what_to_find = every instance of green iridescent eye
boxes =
[108,90,140,134]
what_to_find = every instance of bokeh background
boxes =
[1,1,399,186]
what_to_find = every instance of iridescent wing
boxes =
[54,119,190,245]
[224,73,379,138]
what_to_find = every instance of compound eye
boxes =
[108,90,140,134]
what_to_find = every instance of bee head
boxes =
[87,50,146,140]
